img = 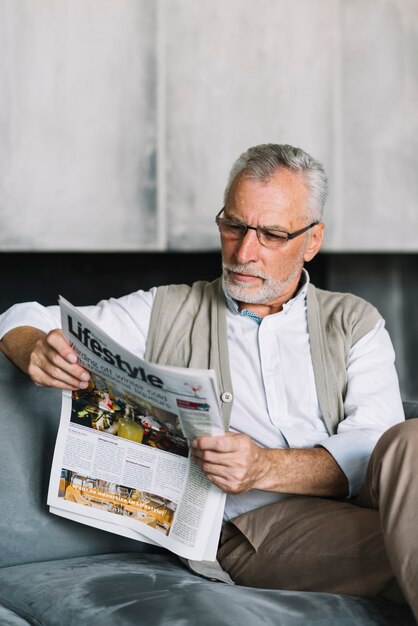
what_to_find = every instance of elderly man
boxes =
[0,144,417,618]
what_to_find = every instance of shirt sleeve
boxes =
[320,318,404,497]
[0,289,157,360]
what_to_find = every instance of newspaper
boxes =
[47,297,226,561]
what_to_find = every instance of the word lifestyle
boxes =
[67,316,164,387]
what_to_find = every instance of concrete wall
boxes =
[0,0,417,251]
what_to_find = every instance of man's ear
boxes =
[303,223,324,262]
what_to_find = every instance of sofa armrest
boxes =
[403,401,418,420]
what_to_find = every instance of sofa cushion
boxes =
[0,354,163,569]
[0,605,31,626]
[0,553,414,626]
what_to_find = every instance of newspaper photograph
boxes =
[47,297,226,561]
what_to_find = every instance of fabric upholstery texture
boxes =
[0,605,32,626]
[0,553,415,626]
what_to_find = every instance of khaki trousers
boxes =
[217,420,418,621]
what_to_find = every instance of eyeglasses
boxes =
[215,208,319,249]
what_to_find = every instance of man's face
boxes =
[221,169,324,309]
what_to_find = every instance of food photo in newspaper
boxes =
[47,297,226,561]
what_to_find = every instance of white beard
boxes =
[222,261,303,305]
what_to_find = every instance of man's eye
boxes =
[226,223,245,233]
[262,230,287,241]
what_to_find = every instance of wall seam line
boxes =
[156,0,167,250]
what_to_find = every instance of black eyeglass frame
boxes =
[215,207,319,245]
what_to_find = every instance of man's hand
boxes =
[0,326,90,391]
[191,432,266,494]
[191,432,349,498]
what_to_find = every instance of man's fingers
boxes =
[45,363,89,389]
[27,329,90,389]
[30,363,87,391]
[30,361,88,390]
[192,432,242,453]
[192,448,235,467]
[192,432,262,494]
[45,329,80,365]
[203,472,246,495]
[192,454,234,486]
[195,461,234,478]
[42,348,89,382]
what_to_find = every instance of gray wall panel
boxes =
[335,0,418,251]
[0,1,417,251]
[164,0,335,249]
[0,1,157,250]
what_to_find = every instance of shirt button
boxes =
[221,391,233,403]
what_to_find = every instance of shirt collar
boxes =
[223,268,310,324]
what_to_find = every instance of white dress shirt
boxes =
[0,273,404,521]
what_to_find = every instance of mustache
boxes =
[222,262,268,281]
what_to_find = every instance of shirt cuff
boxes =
[320,429,374,497]
[0,303,60,340]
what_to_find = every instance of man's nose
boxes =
[234,228,261,264]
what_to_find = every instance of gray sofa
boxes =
[0,351,416,626]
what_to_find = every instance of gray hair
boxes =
[224,143,328,222]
